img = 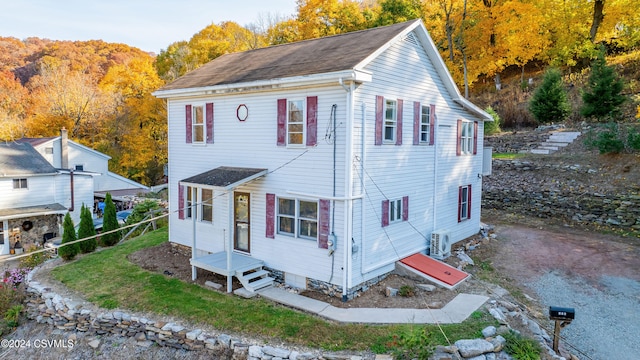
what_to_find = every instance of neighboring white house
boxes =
[153,20,492,299]
[0,142,93,255]
[18,129,149,202]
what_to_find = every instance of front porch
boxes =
[190,251,274,293]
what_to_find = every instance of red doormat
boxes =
[400,253,469,288]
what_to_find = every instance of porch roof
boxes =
[0,203,67,220]
[180,166,268,190]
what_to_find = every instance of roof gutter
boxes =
[153,69,373,99]
[454,98,493,121]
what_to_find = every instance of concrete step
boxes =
[541,141,570,147]
[531,149,551,154]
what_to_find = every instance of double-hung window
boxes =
[389,199,403,223]
[384,99,397,143]
[458,185,472,222]
[201,189,213,223]
[287,100,304,145]
[277,198,318,240]
[460,121,473,154]
[420,105,430,143]
[12,178,27,189]
[192,105,205,143]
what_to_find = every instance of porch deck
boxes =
[190,251,264,277]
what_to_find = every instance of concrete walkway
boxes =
[258,287,489,324]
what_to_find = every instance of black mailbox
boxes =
[549,306,575,321]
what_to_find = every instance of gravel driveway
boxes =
[488,221,640,360]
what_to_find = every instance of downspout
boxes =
[360,101,366,276]
[191,187,197,281]
[69,170,74,212]
[432,120,439,234]
[340,78,355,302]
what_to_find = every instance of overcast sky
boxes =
[0,0,297,53]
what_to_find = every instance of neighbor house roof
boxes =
[157,21,416,92]
[0,142,58,177]
[0,203,67,219]
[17,137,57,147]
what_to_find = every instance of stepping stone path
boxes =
[530,131,581,154]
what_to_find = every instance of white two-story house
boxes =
[0,142,93,255]
[154,20,492,299]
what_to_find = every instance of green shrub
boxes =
[484,106,501,135]
[390,327,435,360]
[20,245,52,268]
[627,127,640,150]
[101,193,121,246]
[77,204,97,253]
[58,213,80,260]
[581,46,626,121]
[4,305,23,328]
[125,200,163,238]
[398,285,415,297]
[503,330,542,360]
[584,123,625,154]
[529,68,571,124]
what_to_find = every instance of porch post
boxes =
[191,187,197,281]
[227,191,233,293]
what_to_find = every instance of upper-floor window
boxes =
[384,99,397,143]
[420,105,430,143]
[192,105,205,143]
[45,147,54,154]
[75,165,84,171]
[287,99,304,145]
[277,197,318,240]
[457,120,477,156]
[13,178,27,189]
[277,97,318,147]
[185,103,214,144]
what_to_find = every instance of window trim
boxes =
[389,198,403,224]
[12,178,27,189]
[192,105,205,144]
[185,186,197,219]
[276,197,318,241]
[460,121,473,154]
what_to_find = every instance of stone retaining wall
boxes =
[483,160,640,231]
[23,270,351,360]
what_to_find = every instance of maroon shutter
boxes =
[473,121,478,155]
[178,185,185,219]
[413,101,420,145]
[402,196,409,221]
[206,102,214,144]
[306,96,318,146]
[396,99,403,145]
[185,105,192,144]
[467,185,472,220]
[266,193,275,238]
[456,119,462,156]
[381,199,389,227]
[457,186,463,222]
[375,95,383,145]
[277,99,286,146]
[429,104,436,145]
[318,199,330,249]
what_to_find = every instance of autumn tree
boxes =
[0,70,28,140]
[376,0,424,26]
[529,68,571,124]
[581,49,626,121]
[295,0,372,39]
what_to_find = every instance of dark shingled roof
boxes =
[0,203,67,217]
[0,142,58,176]
[16,137,57,147]
[181,166,268,189]
[159,20,418,91]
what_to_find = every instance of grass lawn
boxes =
[492,152,527,160]
[51,227,496,354]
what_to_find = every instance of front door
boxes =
[234,192,250,253]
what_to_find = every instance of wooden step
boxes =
[247,277,274,292]
[243,269,269,281]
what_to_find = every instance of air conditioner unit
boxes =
[430,229,451,260]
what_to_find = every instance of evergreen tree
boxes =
[58,213,79,261]
[581,47,626,121]
[101,193,120,246]
[77,204,97,253]
[529,68,571,124]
